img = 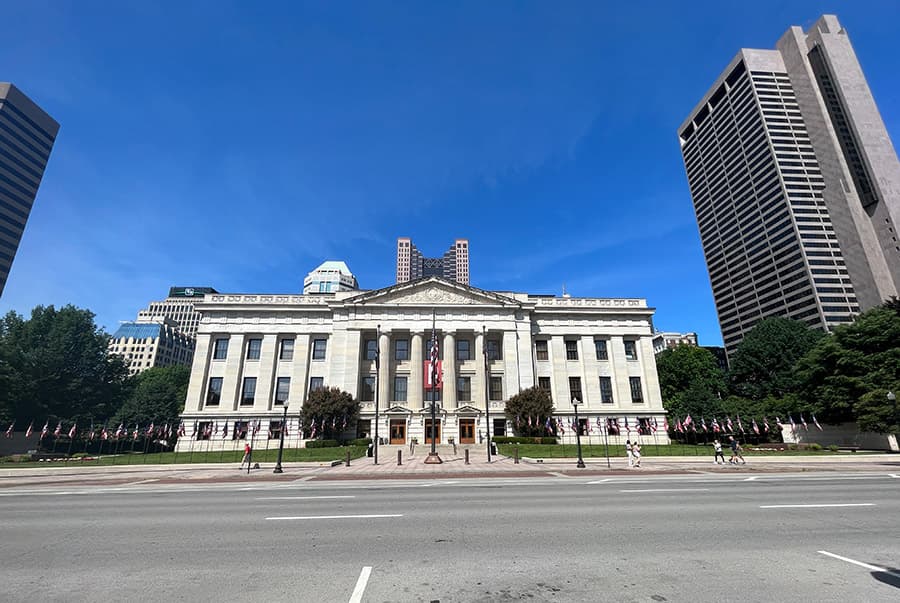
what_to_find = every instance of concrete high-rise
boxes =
[679,15,900,356]
[396,237,469,285]
[0,84,59,296]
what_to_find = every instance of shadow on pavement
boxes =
[871,567,900,590]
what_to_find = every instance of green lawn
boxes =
[496,443,867,458]
[0,446,367,468]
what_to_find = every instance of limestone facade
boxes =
[176,277,668,450]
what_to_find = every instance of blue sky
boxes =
[2,1,899,346]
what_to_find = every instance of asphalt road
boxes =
[1,473,898,602]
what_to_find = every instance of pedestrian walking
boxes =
[633,442,642,468]
[240,441,251,469]
[734,439,746,465]
[625,439,634,468]
[713,439,725,464]
[728,436,745,465]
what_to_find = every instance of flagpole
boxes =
[603,417,610,469]
[247,417,258,474]
[425,310,442,464]
[483,325,492,463]
[374,324,381,465]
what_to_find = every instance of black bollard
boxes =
[397,449,402,465]
[514,446,520,464]
[465,449,470,465]
[346,449,351,467]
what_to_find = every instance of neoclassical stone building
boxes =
[177,277,668,450]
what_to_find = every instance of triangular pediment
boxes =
[384,405,412,414]
[347,277,520,307]
[456,404,484,415]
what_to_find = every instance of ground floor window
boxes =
[492,418,506,437]
[233,421,248,440]
[196,421,212,440]
[357,419,371,439]
[268,420,283,440]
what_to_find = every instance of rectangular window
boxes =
[629,377,643,403]
[233,421,248,440]
[456,339,471,361]
[312,338,327,360]
[565,339,578,361]
[489,376,503,401]
[213,338,228,360]
[394,339,409,361]
[493,418,506,437]
[246,338,262,360]
[393,376,407,402]
[568,376,583,402]
[624,340,638,361]
[457,376,472,402]
[279,338,294,361]
[268,420,283,440]
[535,340,549,361]
[361,376,375,401]
[206,377,223,406]
[486,339,501,361]
[309,377,324,392]
[197,421,212,441]
[275,377,290,405]
[241,377,257,406]
[364,339,378,361]
[594,339,608,361]
[599,377,614,403]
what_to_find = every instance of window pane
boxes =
[361,376,375,401]
[364,339,377,361]
[535,340,548,361]
[594,339,608,361]
[241,377,257,406]
[625,341,638,361]
[206,377,223,406]
[568,377,582,401]
[565,340,578,360]
[457,377,471,402]
[456,339,471,361]
[395,339,409,361]
[489,376,502,400]
[247,338,262,360]
[213,338,228,360]
[309,377,324,391]
[493,418,506,437]
[394,376,407,401]
[486,340,501,361]
[280,339,294,361]
[312,339,327,360]
[629,377,643,403]
[275,377,290,405]
[599,376,614,403]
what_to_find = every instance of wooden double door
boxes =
[389,419,406,444]
[424,419,441,444]
[459,418,476,444]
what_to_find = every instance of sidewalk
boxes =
[1,451,896,488]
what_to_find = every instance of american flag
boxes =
[763,417,770,432]
[253,420,260,435]
[726,416,734,433]
[789,416,797,432]
[663,417,669,432]
[812,414,823,431]
[428,329,440,388]
[25,422,33,438]
[68,423,77,439]
[4,422,14,438]
[222,421,229,439]
[683,415,693,427]
[651,418,658,433]
[101,425,109,440]
[54,422,62,437]
[737,416,745,434]
[178,422,186,437]
[147,423,155,437]
[557,418,565,435]
[800,415,808,431]
[115,423,124,439]
[712,418,720,433]
[624,417,631,433]
[88,423,95,441]
[544,417,551,433]
[310,420,317,439]
[40,422,49,439]
[700,417,708,433]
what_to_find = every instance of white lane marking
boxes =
[255,496,355,501]
[760,503,875,509]
[586,478,612,484]
[889,474,899,479]
[348,566,373,603]
[126,478,160,486]
[744,476,759,481]
[818,551,900,579]
[266,514,403,521]
[619,488,711,493]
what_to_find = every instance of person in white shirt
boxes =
[625,439,634,467]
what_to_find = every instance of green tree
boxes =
[300,387,359,440]
[728,317,824,401]
[505,386,554,436]
[0,305,130,425]
[795,307,900,425]
[656,345,727,418]
[113,365,190,427]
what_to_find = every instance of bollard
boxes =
[346,449,351,467]
[397,449,402,465]
[465,449,470,465]
[514,446,520,464]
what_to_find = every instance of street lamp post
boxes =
[572,396,586,469]
[889,391,897,440]
[273,403,289,474]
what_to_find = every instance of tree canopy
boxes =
[300,387,359,440]
[0,306,130,425]
[505,386,554,436]
[656,344,727,418]
[113,365,190,427]
[728,317,824,401]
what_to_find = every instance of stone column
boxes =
[410,332,423,409]
[254,333,279,411]
[186,333,212,412]
[378,330,391,404]
[221,333,246,411]
[475,330,486,411]
[443,331,456,409]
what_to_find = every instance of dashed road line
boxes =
[266,514,403,521]
[348,566,373,603]
[760,503,874,509]
[818,551,900,578]
[255,496,355,501]
[619,488,710,493]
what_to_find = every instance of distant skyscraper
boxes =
[396,238,469,285]
[0,84,59,297]
[303,260,359,293]
[679,15,900,356]
[136,286,219,338]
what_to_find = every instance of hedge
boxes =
[305,439,340,448]
[350,438,372,446]
[492,436,558,445]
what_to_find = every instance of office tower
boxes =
[396,237,469,285]
[303,260,359,293]
[679,15,900,356]
[0,84,59,296]
[136,286,218,337]
[108,319,195,375]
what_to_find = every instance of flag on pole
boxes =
[763,417,770,433]
[557,418,565,435]
[133,425,140,440]
[253,420,260,436]
[221,421,228,439]
[40,421,49,439]
[101,425,109,440]
[789,416,797,432]
[4,422,14,438]
[700,417,708,433]
[88,423,95,441]
[711,417,720,433]
[651,418,658,433]
[178,422,186,437]
[54,422,62,437]
[115,423,124,439]
[737,416,745,434]
[25,422,34,438]
[812,414,823,431]
[663,417,669,432]
[752,419,760,435]
[624,417,631,433]
[726,416,734,433]
[800,415,808,431]
[68,423,77,439]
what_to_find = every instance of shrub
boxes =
[808,443,822,451]
[305,439,339,449]
[351,438,372,447]
[71,452,90,458]
[788,443,798,451]
[828,444,839,452]
[540,437,558,445]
